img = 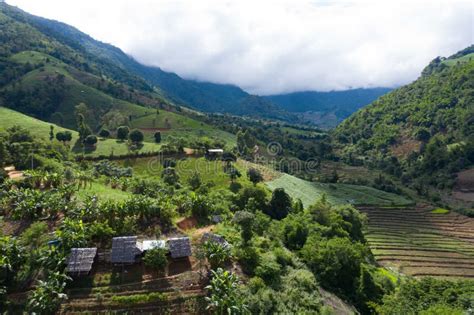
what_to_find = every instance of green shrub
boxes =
[111,292,167,305]
[143,247,168,270]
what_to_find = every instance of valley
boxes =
[0,2,473,314]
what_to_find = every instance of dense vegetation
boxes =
[0,2,473,314]
[0,3,299,123]
[1,125,471,314]
[334,49,474,202]
[266,88,391,127]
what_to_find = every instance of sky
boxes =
[5,0,474,95]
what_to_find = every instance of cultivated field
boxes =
[266,174,413,208]
[360,205,474,278]
[59,258,207,314]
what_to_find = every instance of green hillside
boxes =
[0,2,296,123]
[334,47,474,191]
[0,107,162,157]
[266,173,412,207]
[1,50,235,148]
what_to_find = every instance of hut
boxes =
[66,248,97,276]
[111,236,142,264]
[206,149,224,160]
[201,233,230,249]
[167,237,192,259]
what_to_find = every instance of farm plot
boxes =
[266,174,413,208]
[60,258,207,314]
[360,205,474,278]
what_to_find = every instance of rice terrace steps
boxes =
[358,205,474,278]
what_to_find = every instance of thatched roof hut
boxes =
[168,237,192,258]
[111,236,142,264]
[66,248,97,275]
[201,233,230,248]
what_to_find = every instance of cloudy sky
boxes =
[6,0,474,94]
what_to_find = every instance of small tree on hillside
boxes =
[232,211,255,245]
[267,188,292,220]
[76,114,92,143]
[116,126,130,141]
[227,166,241,183]
[247,168,263,185]
[84,135,98,147]
[99,129,110,138]
[154,131,161,143]
[143,247,167,270]
[129,129,144,144]
[56,131,72,145]
[49,125,54,141]
[162,167,179,186]
[188,171,202,190]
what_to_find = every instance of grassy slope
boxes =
[120,156,250,190]
[5,51,235,147]
[442,52,474,66]
[0,106,161,157]
[75,182,132,202]
[266,173,413,207]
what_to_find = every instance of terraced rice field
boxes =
[359,205,474,278]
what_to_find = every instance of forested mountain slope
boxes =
[266,88,391,128]
[0,2,295,122]
[334,46,474,191]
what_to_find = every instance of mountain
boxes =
[0,2,295,122]
[265,88,391,128]
[334,46,474,189]
[0,3,238,151]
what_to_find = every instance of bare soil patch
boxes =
[452,168,474,202]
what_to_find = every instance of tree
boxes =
[154,131,162,143]
[232,211,255,245]
[143,248,167,270]
[188,171,202,190]
[49,125,54,141]
[76,113,92,143]
[55,131,72,144]
[84,135,98,146]
[55,219,88,250]
[162,167,179,186]
[116,126,130,141]
[247,168,263,185]
[99,129,110,138]
[267,188,292,220]
[227,166,241,183]
[129,129,144,143]
[301,237,364,294]
[205,268,247,315]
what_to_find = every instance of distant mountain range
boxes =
[0,2,392,127]
[265,88,392,128]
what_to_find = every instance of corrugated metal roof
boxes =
[66,248,97,273]
[168,237,192,258]
[111,236,142,263]
[201,233,230,248]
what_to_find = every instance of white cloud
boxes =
[6,0,474,94]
